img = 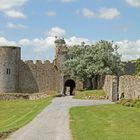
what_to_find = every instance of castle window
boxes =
[6,69,8,75]
[9,69,11,75]
[6,69,11,75]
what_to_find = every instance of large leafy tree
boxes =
[64,40,124,89]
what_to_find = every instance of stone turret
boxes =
[54,37,68,70]
[0,46,21,93]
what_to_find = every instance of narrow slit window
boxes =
[6,69,9,75]
[6,69,11,75]
[9,69,11,75]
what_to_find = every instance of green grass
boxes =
[0,97,53,139]
[70,104,140,140]
[74,90,106,100]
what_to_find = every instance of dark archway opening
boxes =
[64,79,76,95]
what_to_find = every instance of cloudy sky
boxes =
[0,0,140,61]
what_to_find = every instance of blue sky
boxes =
[0,0,140,61]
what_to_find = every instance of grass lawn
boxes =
[0,97,53,139]
[70,104,140,140]
[74,90,106,100]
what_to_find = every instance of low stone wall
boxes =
[0,91,56,100]
[119,75,140,99]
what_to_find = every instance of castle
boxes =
[0,37,83,95]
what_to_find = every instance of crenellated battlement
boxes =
[18,58,61,93]
[23,59,53,65]
[24,60,34,65]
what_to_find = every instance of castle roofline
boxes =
[0,46,20,49]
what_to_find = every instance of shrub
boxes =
[119,99,140,108]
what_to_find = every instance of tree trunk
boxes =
[93,75,98,89]
[89,78,93,90]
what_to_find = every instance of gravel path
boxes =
[7,96,113,140]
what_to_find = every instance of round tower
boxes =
[0,46,21,93]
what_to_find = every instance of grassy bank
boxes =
[70,104,140,140]
[0,97,53,139]
[74,90,106,100]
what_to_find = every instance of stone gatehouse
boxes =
[0,37,83,95]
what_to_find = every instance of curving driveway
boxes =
[7,96,113,140]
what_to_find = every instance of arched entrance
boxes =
[64,79,76,95]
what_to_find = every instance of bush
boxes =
[119,99,140,108]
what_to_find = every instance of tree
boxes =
[131,58,140,76]
[64,40,124,89]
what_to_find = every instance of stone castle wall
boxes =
[18,59,83,93]
[119,75,140,99]
[103,75,140,101]
[0,46,83,94]
[19,60,61,93]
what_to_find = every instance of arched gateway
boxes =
[64,79,76,95]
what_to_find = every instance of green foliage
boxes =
[118,99,140,108]
[131,58,140,76]
[64,40,124,82]
[70,104,140,140]
[0,97,53,139]
[74,90,106,100]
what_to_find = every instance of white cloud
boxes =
[20,36,93,52]
[19,39,30,46]
[6,22,26,29]
[125,0,140,7]
[66,36,94,46]
[33,36,94,52]
[47,27,66,37]
[33,37,55,52]
[0,37,16,46]
[46,11,56,17]
[115,40,140,61]
[4,9,26,19]
[0,0,28,10]
[32,38,140,61]
[82,8,94,18]
[0,36,55,53]
[21,38,140,61]
[98,8,120,20]
[1,30,140,61]
[0,0,27,19]
[78,8,120,20]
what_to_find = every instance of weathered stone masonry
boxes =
[0,47,20,93]
[0,38,83,94]
[19,60,61,93]
[103,75,140,101]
[119,75,140,100]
